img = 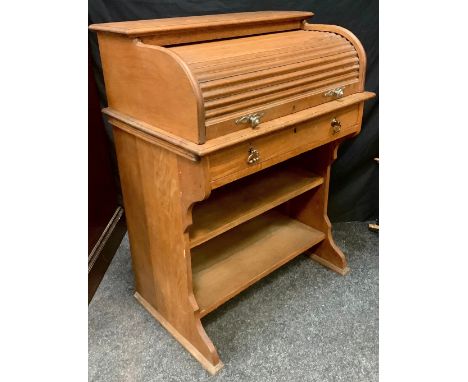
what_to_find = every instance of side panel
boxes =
[97,33,204,143]
[112,126,221,369]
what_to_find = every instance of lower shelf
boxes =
[191,210,325,317]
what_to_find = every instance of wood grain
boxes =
[303,23,368,90]
[286,144,350,274]
[190,166,323,248]
[103,91,375,159]
[113,127,221,370]
[135,292,224,375]
[208,105,360,188]
[170,29,360,138]
[91,11,375,373]
[191,211,326,317]
[97,34,204,143]
[140,20,303,47]
[91,17,371,144]
[89,11,313,42]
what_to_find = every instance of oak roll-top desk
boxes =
[90,11,375,374]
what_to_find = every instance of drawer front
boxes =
[208,105,360,188]
[205,82,361,139]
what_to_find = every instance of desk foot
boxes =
[310,253,349,275]
[309,234,349,275]
[134,292,224,375]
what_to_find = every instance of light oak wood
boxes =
[103,91,375,160]
[90,11,375,374]
[201,56,359,98]
[91,13,370,144]
[208,105,360,188]
[286,143,350,275]
[135,292,224,375]
[302,23,368,90]
[170,29,361,138]
[90,11,313,45]
[368,223,379,233]
[113,128,220,370]
[141,20,303,47]
[310,255,349,275]
[190,166,324,248]
[192,211,326,317]
[97,35,204,142]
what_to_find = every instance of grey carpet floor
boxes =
[89,222,378,382]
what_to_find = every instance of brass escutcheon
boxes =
[331,117,342,134]
[247,147,260,164]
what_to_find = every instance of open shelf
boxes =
[189,166,323,248]
[191,210,325,317]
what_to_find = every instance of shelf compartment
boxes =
[189,166,323,248]
[191,210,325,317]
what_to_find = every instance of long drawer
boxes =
[208,105,360,188]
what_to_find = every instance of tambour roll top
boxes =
[90,11,367,144]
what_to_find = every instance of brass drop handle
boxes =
[324,87,344,99]
[331,118,342,134]
[247,147,260,164]
[236,112,264,129]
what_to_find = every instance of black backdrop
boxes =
[88,0,378,222]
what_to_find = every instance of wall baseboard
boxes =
[88,206,127,303]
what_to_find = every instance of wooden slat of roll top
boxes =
[204,80,360,138]
[204,66,359,109]
[202,58,359,100]
[176,31,312,59]
[189,32,340,72]
[187,35,350,79]
[205,80,360,128]
[204,73,359,119]
[196,50,356,88]
[189,39,344,79]
[170,29,361,136]
[194,42,354,83]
